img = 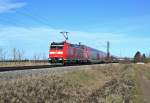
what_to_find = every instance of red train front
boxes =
[49,41,89,64]
[49,41,66,64]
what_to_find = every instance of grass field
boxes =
[0,61,48,67]
[0,64,148,103]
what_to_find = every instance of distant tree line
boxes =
[115,51,150,64]
[1,48,150,64]
[134,51,147,63]
[0,48,47,61]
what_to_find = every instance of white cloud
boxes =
[0,0,26,13]
[0,26,149,57]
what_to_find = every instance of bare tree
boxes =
[33,53,40,61]
[134,51,142,63]
[42,52,47,60]
[12,48,17,61]
[142,53,146,63]
[0,48,7,61]
[0,48,3,60]
[12,48,25,61]
[17,50,25,61]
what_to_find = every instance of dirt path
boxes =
[137,69,150,103]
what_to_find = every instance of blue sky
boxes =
[0,0,150,59]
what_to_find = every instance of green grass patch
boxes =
[132,65,144,103]
[143,68,150,80]
[63,70,97,87]
[105,95,123,103]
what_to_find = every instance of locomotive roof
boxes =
[51,41,65,45]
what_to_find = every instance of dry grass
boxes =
[0,61,48,67]
[133,64,150,103]
[0,64,138,103]
[140,64,150,80]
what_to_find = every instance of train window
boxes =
[51,42,64,45]
[57,46,63,50]
[50,46,57,49]
[50,45,64,50]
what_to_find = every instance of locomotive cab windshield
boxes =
[50,45,64,50]
[50,42,64,50]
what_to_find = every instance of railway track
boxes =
[0,63,112,72]
[0,65,64,72]
[0,64,91,72]
[0,64,94,80]
[0,63,114,81]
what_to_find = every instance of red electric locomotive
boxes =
[49,41,107,65]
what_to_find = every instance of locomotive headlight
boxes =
[59,58,62,60]
[57,51,63,54]
[50,52,55,54]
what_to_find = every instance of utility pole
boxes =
[107,41,110,60]
[60,32,69,41]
